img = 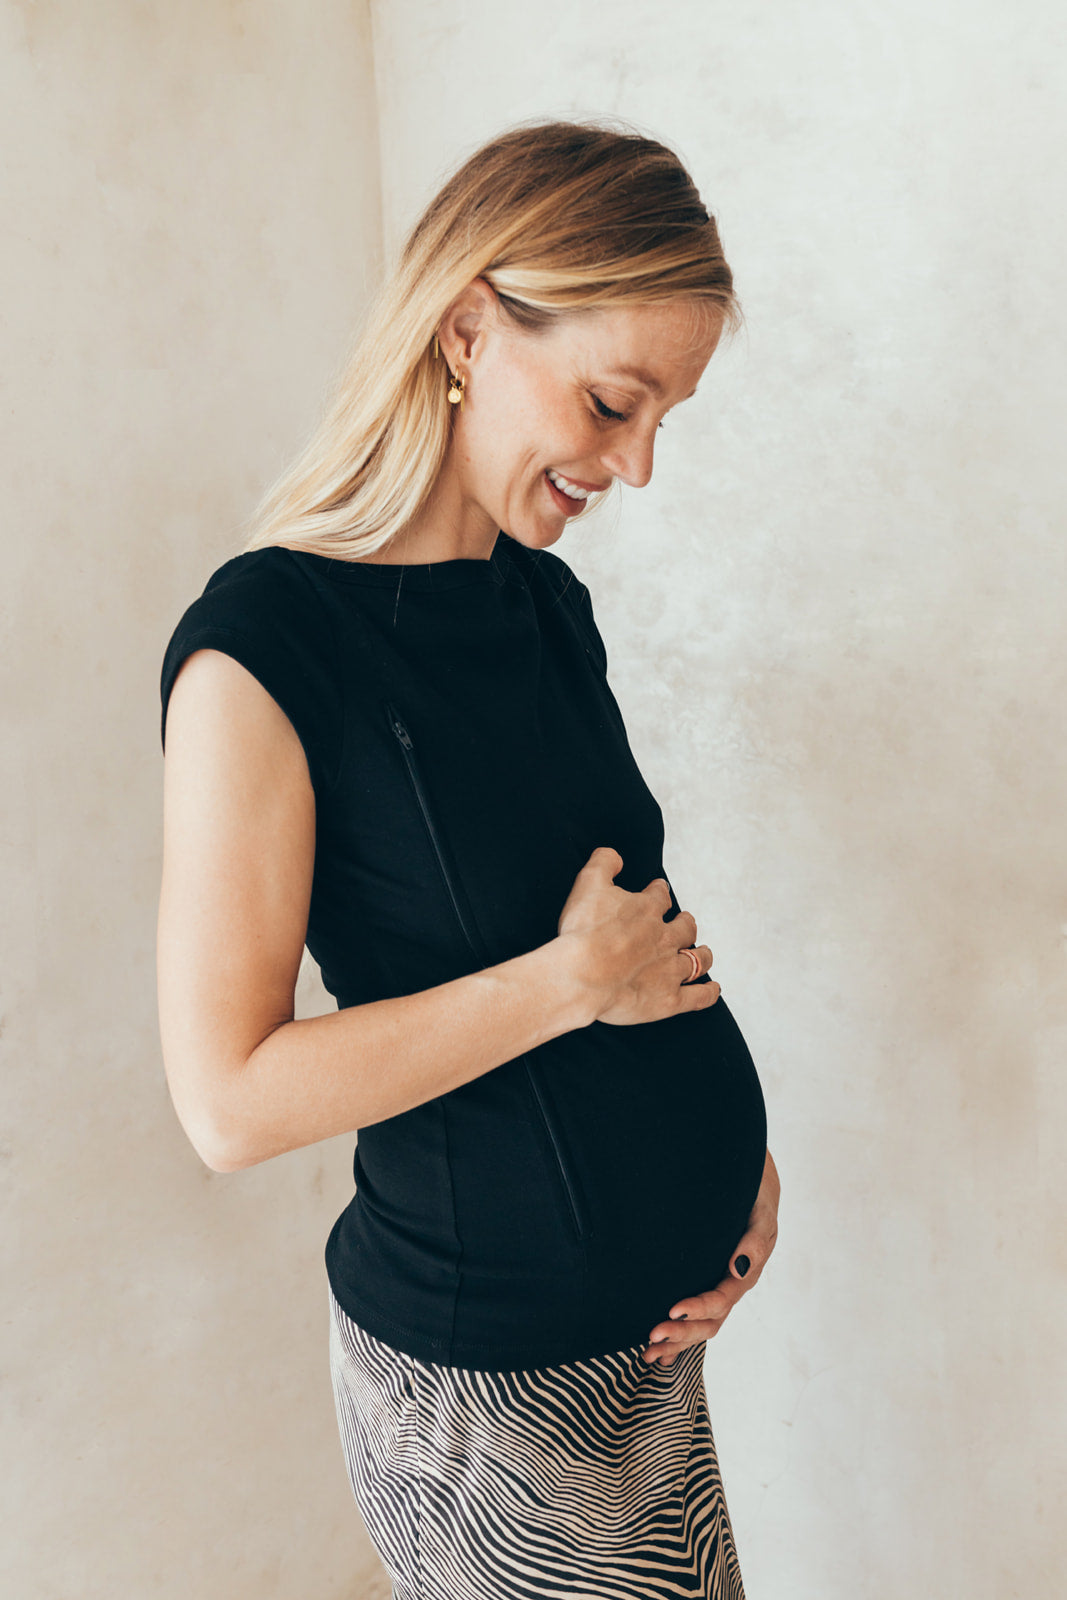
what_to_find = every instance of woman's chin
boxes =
[502,521,567,554]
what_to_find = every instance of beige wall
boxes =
[1,3,389,1596]
[370,3,1066,1597]
[4,1,1064,1597]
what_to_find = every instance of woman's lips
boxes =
[544,470,588,516]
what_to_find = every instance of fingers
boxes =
[641,875,673,911]
[675,945,720,1008]
[643,1336,708,1368]
[678,943,714,984]
[575,859,723,1019]
[646,1214,778,1365]
[642,1283,739,1366]
[729,1205,779,1284]
[728,1236,766,1287]
[678,1280,744,1324]
[642,1311,721,1366]
[669,908,698,945]
[585,845,624,878]
[664,912,716,995]
[644,1244,771,1366]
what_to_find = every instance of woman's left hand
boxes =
[642,1147,780,1366]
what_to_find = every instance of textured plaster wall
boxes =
[370,3,1067,1596]
[1,3,388,1596]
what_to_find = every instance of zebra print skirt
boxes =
[328,1289,746,1600]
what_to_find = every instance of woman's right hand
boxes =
[556,846,720,1026]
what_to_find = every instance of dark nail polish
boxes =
[735,1254,751,1277]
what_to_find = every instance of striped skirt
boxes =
[328,1290,746,1600]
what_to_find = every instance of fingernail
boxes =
[735,1255,751,1277]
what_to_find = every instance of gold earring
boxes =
[447,369,465,408]
[433,334,440,360]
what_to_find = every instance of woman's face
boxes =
[438,287,724,554]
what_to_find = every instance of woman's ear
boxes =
[438,278,500,371]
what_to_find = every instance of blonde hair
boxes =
[241,119,741,558]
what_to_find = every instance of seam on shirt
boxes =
[440,1098,463,1361]
[278,549,348,799]
[565,581,609,672]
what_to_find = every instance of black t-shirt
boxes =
[160,531,767,1371]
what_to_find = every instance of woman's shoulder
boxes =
[160,544,344,790]
[191,542,324,610]
[164,544,341,657]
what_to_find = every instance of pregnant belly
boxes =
[348,994,768,1365]
[528,995,768,1301]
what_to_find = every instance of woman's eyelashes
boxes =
[591,393,626,422]
[590,393,666,429]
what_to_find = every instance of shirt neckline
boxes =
[284,531,513,591]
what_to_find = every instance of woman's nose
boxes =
[601,428,656,489]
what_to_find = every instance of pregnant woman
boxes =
[158,119,780,1600]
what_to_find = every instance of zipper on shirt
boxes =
[386,701,486,960]
[385,699,588,1241]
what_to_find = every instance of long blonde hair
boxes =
[241,119,741,558]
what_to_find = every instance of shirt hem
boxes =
[325,1272,648,1376]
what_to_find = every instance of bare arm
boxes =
[157,649,719,1173]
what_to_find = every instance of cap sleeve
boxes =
[159,547,344,801]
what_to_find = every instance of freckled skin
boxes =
[391,286,723,566]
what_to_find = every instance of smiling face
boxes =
[402,285,724,563]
